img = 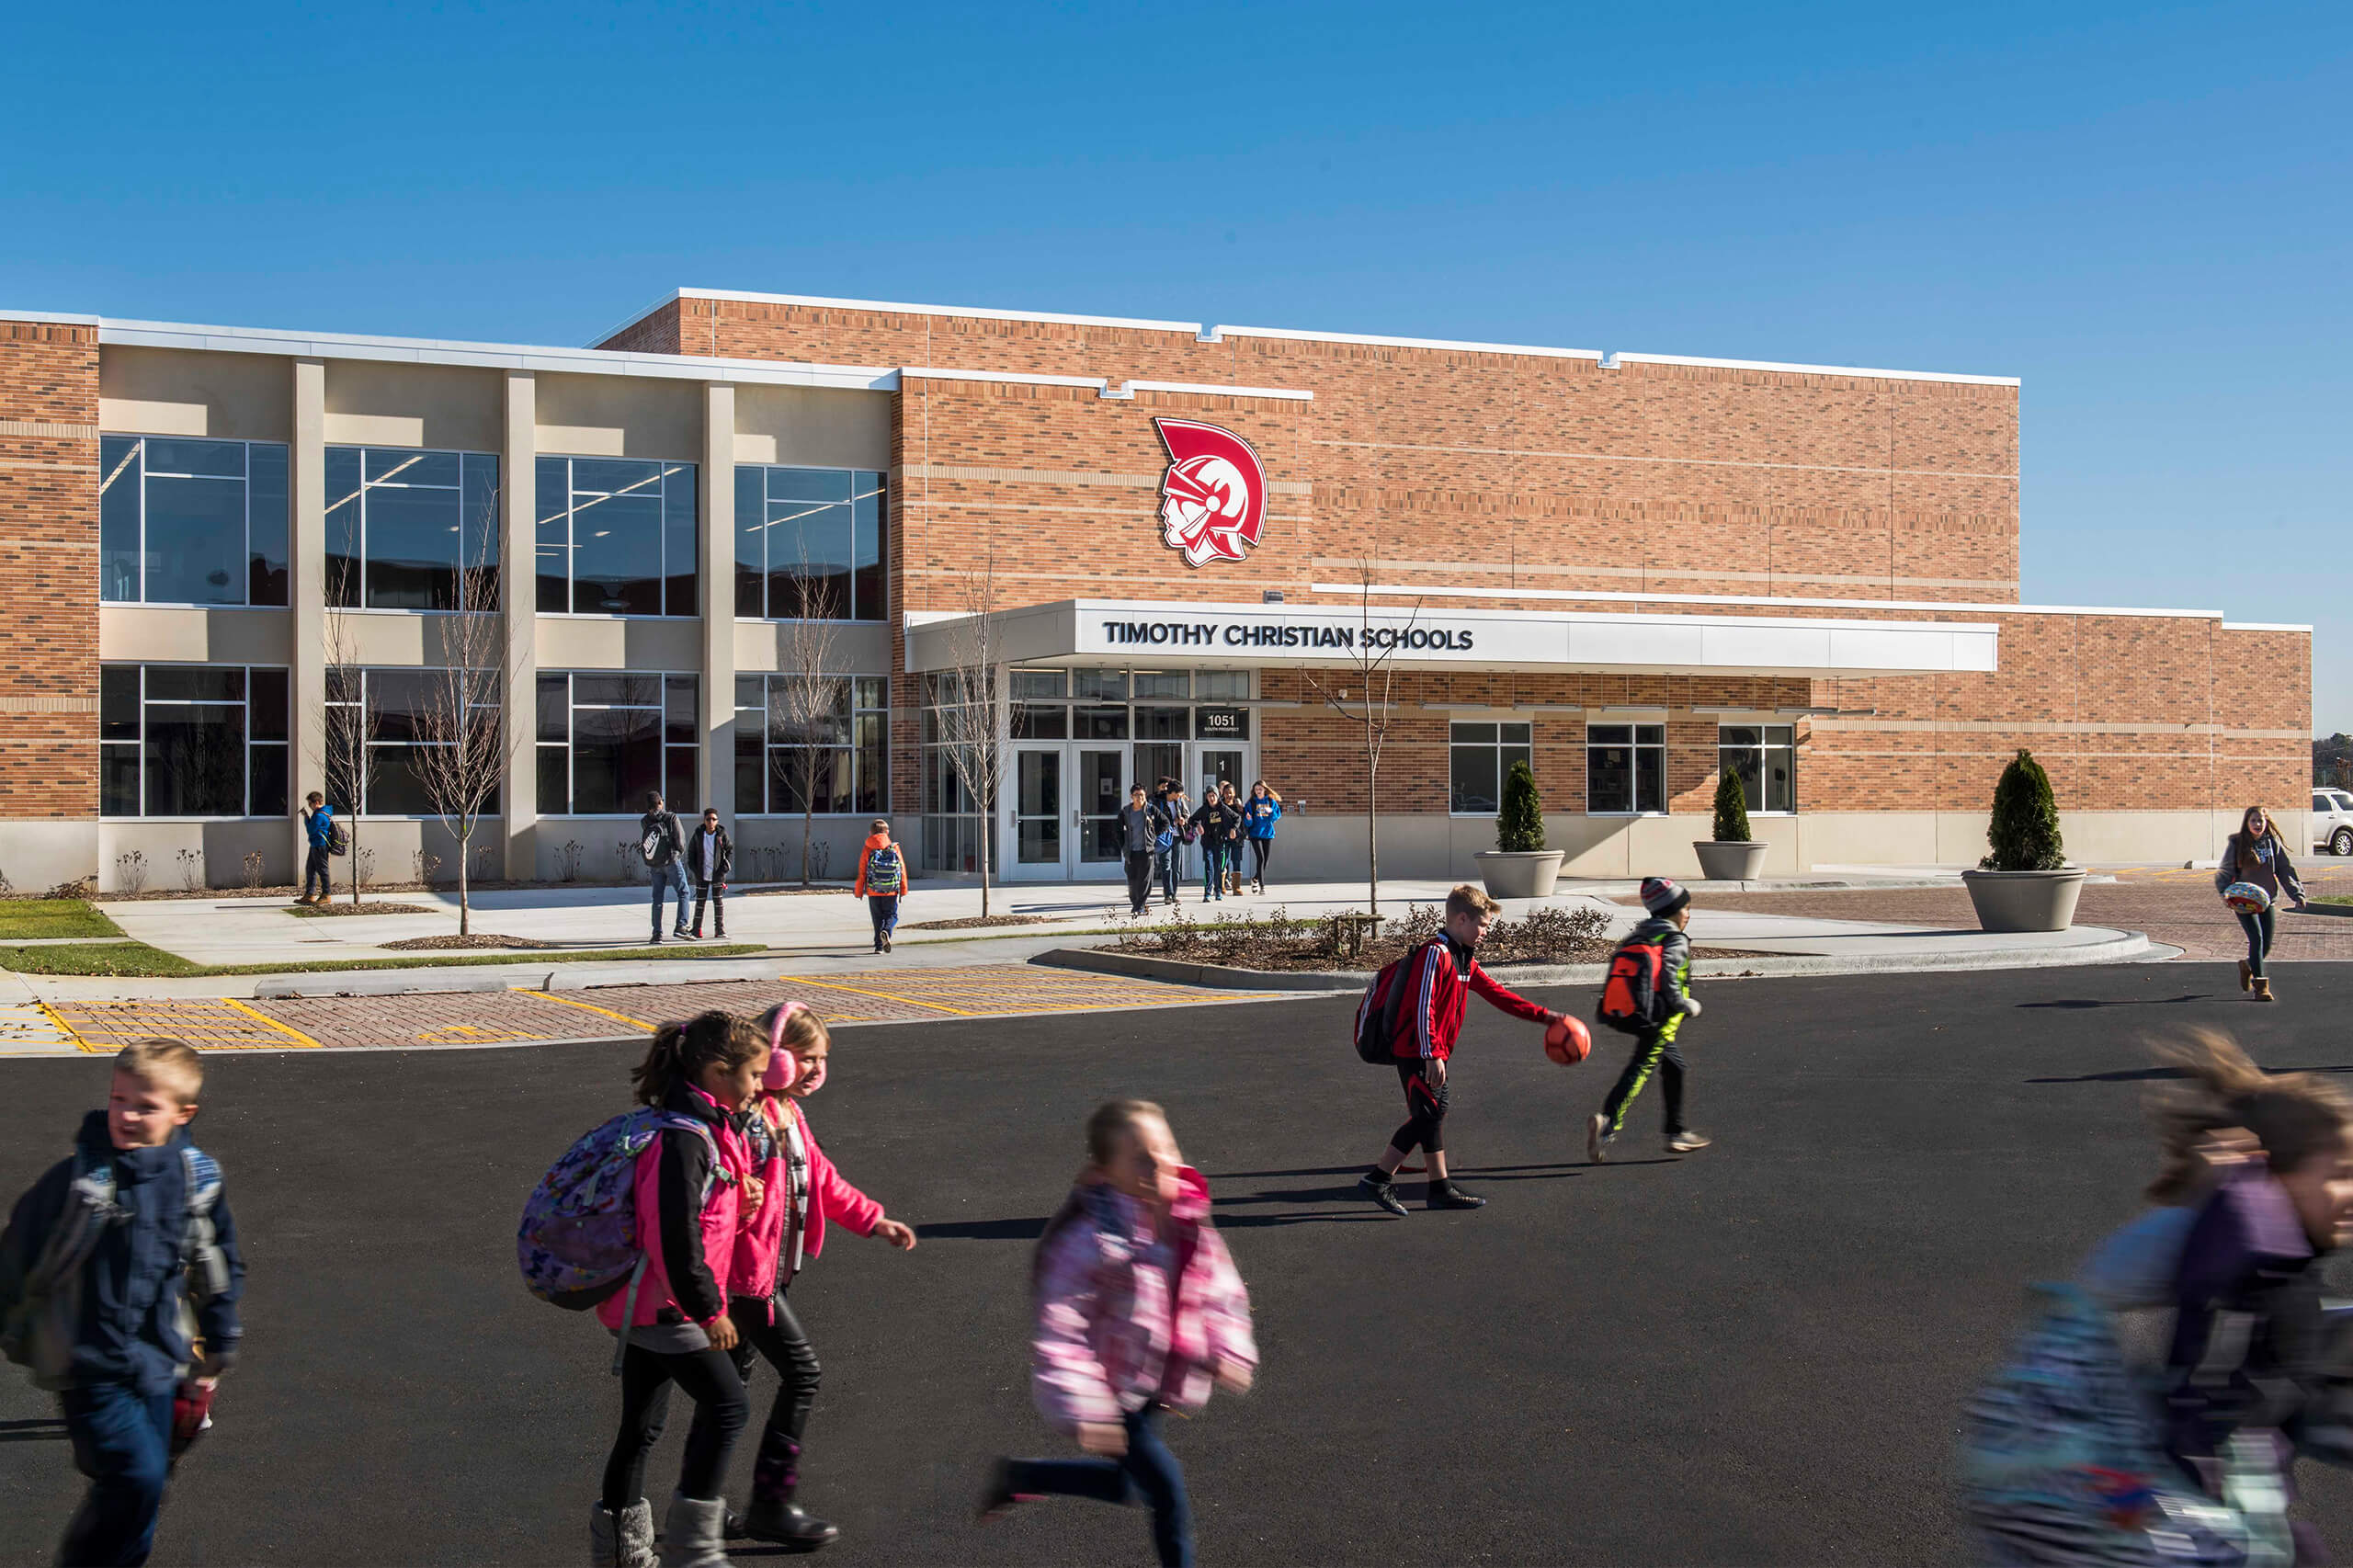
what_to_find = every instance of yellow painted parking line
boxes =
[418,1023,550,1046]
[522,991,657,1031]
[220,997,322,1049]
[779,974,977,1017]
[36,1000,97,1053]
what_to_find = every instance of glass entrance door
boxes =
[1010,745,1063,881]
[1075,748,1127,876]
[1197,748,1246,803]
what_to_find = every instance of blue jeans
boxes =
[2237,907,2278,977]
[1154,846,1179,903]
[1200,844,1225,899]
[1007,1405,1192,1568]
[649,860,690,933]
[60,1381,174,1567]
[868,895,899,946]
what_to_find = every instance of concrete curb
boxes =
[1034,927,2158,991]
[2295,903,2353,920]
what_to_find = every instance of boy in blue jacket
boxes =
[0,1037,244,1567]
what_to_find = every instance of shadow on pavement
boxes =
[2018,994,2211,1010]
[915,1217,1049,1241]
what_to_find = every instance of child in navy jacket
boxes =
[0,1038,244,1568]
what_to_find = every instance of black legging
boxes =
[1248,838,1273,881]
[603,1342,748,1509]
[687,1293,822,1503]
[1387,1060,1449,1155]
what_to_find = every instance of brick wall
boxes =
[0,320,99,821]
[605,296,2022,601]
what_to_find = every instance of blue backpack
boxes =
[864,843,904,896]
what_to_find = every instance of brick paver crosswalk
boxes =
[33,964,1279,1053]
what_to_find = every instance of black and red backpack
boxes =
[1353,942,1430,1064]
[1596,934,1669,1035]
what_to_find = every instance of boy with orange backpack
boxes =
[1587,876,1711,1162]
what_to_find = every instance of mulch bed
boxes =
[289,903,438,918]
[1112,903,1620,972]
[904,914,1053,930]
[379,934,557,951]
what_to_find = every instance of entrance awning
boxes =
[904,598,1997,678]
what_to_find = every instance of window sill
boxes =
[534,612,700,623]
[102,601,289,613]
[101,815,288,824]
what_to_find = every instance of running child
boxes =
[592,1012,766,1568]
[688,1002,915,1551]
[980,1099,1256,1568]
[1587,876,1711,1162]
[0,1038,244,1568]
[1357,884,1566,1215]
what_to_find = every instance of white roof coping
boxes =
[1210,324,1605,362]
[0,309,101,326]
[902,366,1312,402]
[1311,582,2236,620]
[2220,621,2314,633]
[595,288,2017,387]
[88,316,900,392]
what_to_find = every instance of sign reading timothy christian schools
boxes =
[1101,618,1476,652]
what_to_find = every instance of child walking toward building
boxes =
[980,1099,1256,1568]
[0,1038,244,1568]
[1357,885,1564,1215]
[1588,877,1711,1161]
[853,819,904,954]
[593,1012,766,1568]
[686,1002,915,1551]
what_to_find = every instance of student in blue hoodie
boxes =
[0,1037,244,1568]
[1241,781,1282,893]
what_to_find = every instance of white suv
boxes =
[2317,789,2353,856]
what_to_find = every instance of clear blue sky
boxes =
[10,2,2346,735]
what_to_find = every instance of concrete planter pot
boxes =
[1692,841,1768,881]
[1961,867,2087,933]
[1474,849,1565,900]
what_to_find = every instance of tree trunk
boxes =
[980,808,993,919]
[1367,745,1381,918]
[456,834,471,937]
[801,791,814,886]
[347,823,359,906]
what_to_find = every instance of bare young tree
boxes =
[1296,561,1422,920]
[934,544,1017,917]
[315,552,381,907]
[766,561,847,886]
[410,510,521,937]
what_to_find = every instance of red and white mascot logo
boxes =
[1154,418,1267,567]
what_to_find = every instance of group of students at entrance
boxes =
[1114,778,1282,916]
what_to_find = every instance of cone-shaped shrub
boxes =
[1711,766,1753,843]
[1981,748,2066,871]
[1497,759,1545,852]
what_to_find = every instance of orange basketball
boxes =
[1544,1016,1591,1065]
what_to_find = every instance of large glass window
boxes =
[536,457,698,617]
[324,447,500,610]
[1586,722,1666,814]
[98,437,290,607]
[733,676,888,814]
[1718,723,1797,813]
[733,465,887,621]
[535,672,699,814]
[98,664,289,818]
[1449,722,1533,815]
[323,668,503,815]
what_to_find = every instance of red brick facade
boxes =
[0,318,100,822]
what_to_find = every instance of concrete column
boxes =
[501,372,539,879]
[290,359,326,871]
[700,382,736,821]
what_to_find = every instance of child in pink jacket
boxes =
[685,1002,915,1551]
[980,1099,1256,1568]
[594,1011,767,1568]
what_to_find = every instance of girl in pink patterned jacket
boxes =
[980,1099,1256,1568]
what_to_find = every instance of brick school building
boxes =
[0,290,2310,891]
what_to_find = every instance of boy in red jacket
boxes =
[1358,885,1564,1215]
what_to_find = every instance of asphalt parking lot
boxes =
[4,961,2352,1566]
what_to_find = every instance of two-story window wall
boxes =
[99,665,289,818]
[323,668,503,815]
[536,673,699,815]
[733,465,887,620]
[535,458,698,616]
[325,448,500,609]
[99,437,290,607]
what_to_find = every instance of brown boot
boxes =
[2238,959,2253,993]
[2253,976,2274,1003]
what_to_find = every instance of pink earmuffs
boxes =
[761,1002,825,1093]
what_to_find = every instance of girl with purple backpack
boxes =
[590,1011,767,1568]
[683,1002,915,1551]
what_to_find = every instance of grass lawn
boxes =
[2318,893,2353,907]
[0,941,764,979]
[0,900,125,941]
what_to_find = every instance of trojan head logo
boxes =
[1154,418,1267,567]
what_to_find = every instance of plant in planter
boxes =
[1961,749,2086,932]
[1693,767,1768,881]
[1475,759,1565,898]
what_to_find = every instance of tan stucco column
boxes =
[700,382,736,821]
[501,371,539,879]
[289,359,326,871]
